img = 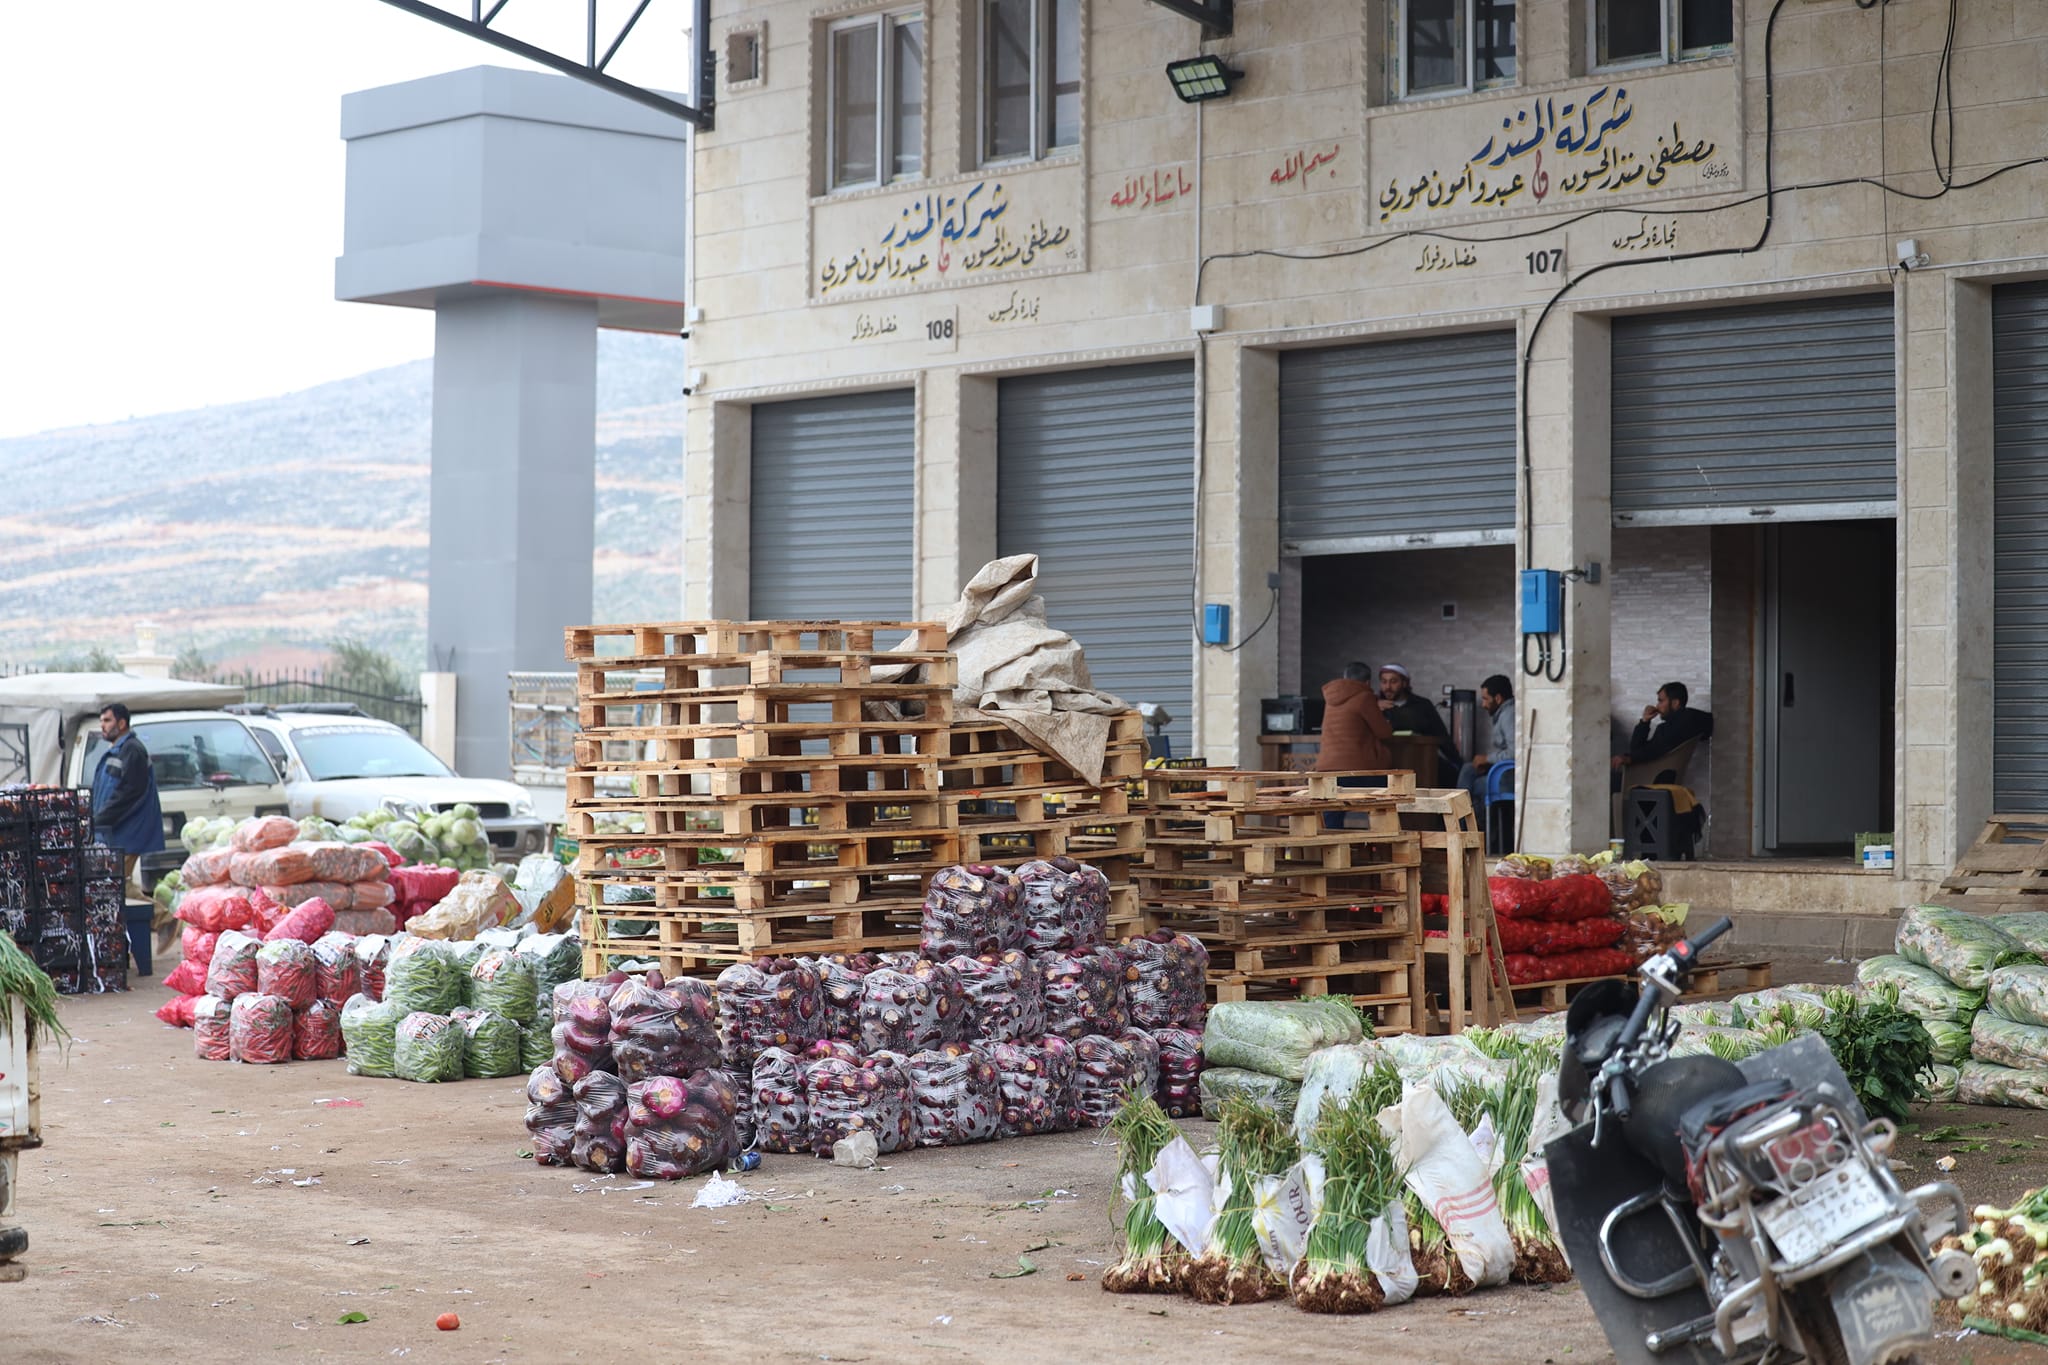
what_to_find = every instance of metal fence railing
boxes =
[225,670,425,738]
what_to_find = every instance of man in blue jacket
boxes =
[91,703,164,895]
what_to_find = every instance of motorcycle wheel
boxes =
[1785,1282,1848,1365]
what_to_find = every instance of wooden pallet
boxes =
[578,681,955,733]
[1935,814,2048,908]
[1135,767,1419,809]
[1146,829,1419,878]
[575,827,959,881]
[577,863,935,913]
[943,713,1148,787]
[573,717,954,767]
[1504,958,1775,1014]
[565,619,950,663]
[567,762,942,805]
[566,789,943,840]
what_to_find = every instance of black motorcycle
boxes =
[1544,917,1976,1364]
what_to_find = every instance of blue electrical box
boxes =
[1520,569,1562,634]
[1202,603,1232,646]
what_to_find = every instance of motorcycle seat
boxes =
[1678,1078,1796,1154]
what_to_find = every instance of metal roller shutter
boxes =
[1278,332,1517,551]
[749,389,915,620]
[1612,295,1896,524]
[997,362,1195,753]
[1993,283,2048,810]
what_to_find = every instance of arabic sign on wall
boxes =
[1366,63,1741,231]
[811,168,1084,300]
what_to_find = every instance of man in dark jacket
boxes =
[1377,663,1459,785]
[1613,680,1714,778]
[91,703,165,894]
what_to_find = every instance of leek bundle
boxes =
[1955,1186,2048,1343]
[1183,1095,1297,1304]
[1292,1059,1404,1313]
[0,930,66,1044]
[1103,1094,1187,1293]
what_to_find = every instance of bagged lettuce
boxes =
[520,1020,554,1072]
[1957,1059,2048,1109]
[1855,954,1983,1023]
[516,932,583,1009]
[1972,1012,2048,1070]
[1990,911,2048,957]
[341,993,403,1076]
[1201,998,1366,1080]
[394,1011,466,1083]
[1895,905,2036,990]
[1200,1065,1302,1121]
[1988,963,2048,1028]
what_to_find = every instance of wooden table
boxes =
[1385,734,1443,781]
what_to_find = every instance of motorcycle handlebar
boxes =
[1608,1069,1632,1121]
[1686,916,1735,957]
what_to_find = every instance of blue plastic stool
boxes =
[1483,760,1517,855]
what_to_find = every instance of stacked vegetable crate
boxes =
[0,789,126,995]
[938,711,1148,929]
[563,621,960,976]
[1131,769,1425,1032]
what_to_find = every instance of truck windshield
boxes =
[293,728,452,781]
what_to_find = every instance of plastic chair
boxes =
[1483,760,1516,855]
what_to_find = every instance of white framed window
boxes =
[979,0,1080,166]
[1400,0,1517,98]
[1591,0,1732,70]
[828,9,925,191]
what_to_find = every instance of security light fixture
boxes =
[1166,55,1242,103]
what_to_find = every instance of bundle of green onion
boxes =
[1103,1094,1187,1293]
[1292,1059,1404,1313]
[1443,1056,1569,1283]
[1954,1186,2048,1343]
[1183,1095,1299,1304]
[0,929,66,1044]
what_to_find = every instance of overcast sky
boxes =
[0,1,691,439]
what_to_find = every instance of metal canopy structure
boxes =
[1145,0,1233,38]
[373,0,715,127]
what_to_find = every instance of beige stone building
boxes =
[683,0,2048,944]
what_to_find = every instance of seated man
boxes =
[1455,674,1514,811]
[1612,680,1714,785]
[1377,663,1459,785]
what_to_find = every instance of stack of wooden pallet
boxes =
[938,712,1148,927]
[563,620,960,976]
[1132,769,1426,1033]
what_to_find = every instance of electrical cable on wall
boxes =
[1197,0,2030,685]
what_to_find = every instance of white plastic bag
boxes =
[1365,1200,1419,1306]
[1520,1070,1572,1267]
[1145,1135,1220,1256]
[1380,1085,1515,1288]
[1291,1041,1389,1145]
[1251,1153,1325,1277]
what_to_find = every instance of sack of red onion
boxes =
[626,1070,743,1180]
[920,864,1025,958]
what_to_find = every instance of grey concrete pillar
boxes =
[430,293,598,778]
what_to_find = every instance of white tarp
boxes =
[0,673,245,784]
[884,555,1130,784]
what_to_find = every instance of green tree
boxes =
[171,644,215,682]
[47,646,121,672]
[325,639,417,730]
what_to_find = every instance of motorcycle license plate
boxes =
[1758,1163,1891,1266]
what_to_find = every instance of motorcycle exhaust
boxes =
[1929,1247,1975,1300]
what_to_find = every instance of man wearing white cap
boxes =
[1377,663,1458,784]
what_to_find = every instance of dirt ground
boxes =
[7,985,2048,1364]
